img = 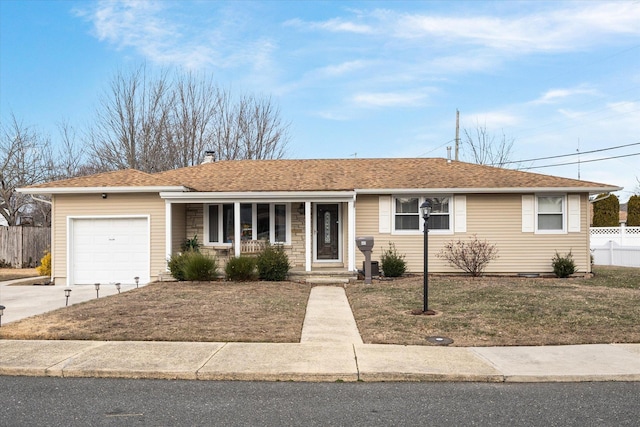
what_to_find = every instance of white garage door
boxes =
[71,217,149,285]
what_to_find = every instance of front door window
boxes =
[316,204,339,260]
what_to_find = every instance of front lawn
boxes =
[0,266,638,346]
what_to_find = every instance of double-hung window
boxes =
[536,195,565,232]
[205,203,290,245]
[393,195,451,232]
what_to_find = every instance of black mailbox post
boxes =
[356,236,374,284]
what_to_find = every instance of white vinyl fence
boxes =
[590,226,640,268]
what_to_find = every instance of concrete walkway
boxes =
[1,283,639,382]
[301,286,363,344]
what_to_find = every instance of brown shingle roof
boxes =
[155,158,618,192]
[24,158,619,193]
[27,169,181,189]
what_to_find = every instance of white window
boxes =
[205,203,290,245]
[392,195,452,233]
[536,195,566,233]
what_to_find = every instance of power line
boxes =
[521,152,640,170]
[495,141,640,165]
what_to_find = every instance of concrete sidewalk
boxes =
[0,283,639,382]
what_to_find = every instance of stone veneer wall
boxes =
[182,203,307,270]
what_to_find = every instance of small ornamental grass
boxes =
[169,251,218,281]
[256,243,291,281]
[380,243,407,277]
[552,251,576,278]
[225,256,258,281]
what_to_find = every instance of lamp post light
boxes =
[115,282,121,294]
[0,305,5,327]
[64,288,72,306]
[419,200,436,315]
[134,277,139,288]
[94,283,100,298]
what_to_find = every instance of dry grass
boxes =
[0,268,39,282]
[347,266,640,347]
[1,266,638,346]
[0,281,312,343]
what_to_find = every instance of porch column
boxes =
[305,201,312,271]
[234,202,241,257]
[348,198,355,271]
[165,201,172,270]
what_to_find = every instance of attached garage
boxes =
[69,216,150,285]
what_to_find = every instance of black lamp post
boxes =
[64,288,72,306]
[419,200,436,315]
[134,277,139,288]
[94,283,100,298]
[0,304,5,327]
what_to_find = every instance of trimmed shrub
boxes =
[592,193,619,226]
[225,256,258,281]
[380,242,407,277]
[436,235,499,277]
[36,251,51,276]
[552,251,576,278]
[627,194,640,226]
[256,243,291,281]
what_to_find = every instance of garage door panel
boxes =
[72,218,150,285]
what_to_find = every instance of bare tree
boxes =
[462,121,516,168]
[0,114,54,225]
[86,65,290,173]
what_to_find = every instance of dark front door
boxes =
[316,204,339,260]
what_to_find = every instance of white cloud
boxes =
[284,17,373,34]
[352,90,430,108]
[531,87,599,105]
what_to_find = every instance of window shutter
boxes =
[379,196,391,233]
[568,194,580,232]
[454,195,467,233]
[522,195,534,232]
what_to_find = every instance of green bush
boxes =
[225,256,258,281]
[552,251,576,278]
[627,194,640,226]
[169,251,218,281]
[181,234,200,252]
[256,243,291,281]
[380,242,407,277]
[592,193,619,226]
[183,251,218,281]
[168,252,188,281]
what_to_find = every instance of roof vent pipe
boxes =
[447,146,452,163]
[203,151,216,164]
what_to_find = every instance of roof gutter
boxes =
[355,186,622,195]
[16,186,190,195]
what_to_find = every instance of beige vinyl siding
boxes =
[171,203,186,254]
[52,193,166,285]
[355,193,591,275]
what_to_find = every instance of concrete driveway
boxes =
[0,277,142,325]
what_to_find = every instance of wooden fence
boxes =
[0,226,51,268]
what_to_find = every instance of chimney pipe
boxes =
[447,146,452,163]
[203,151,216,164]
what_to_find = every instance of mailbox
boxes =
[356,236,374,284]
[356,236,374,252]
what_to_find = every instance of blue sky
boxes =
[1,0,639,201]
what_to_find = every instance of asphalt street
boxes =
[1,376,638,426]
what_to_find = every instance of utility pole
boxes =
[454,109,460,161]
